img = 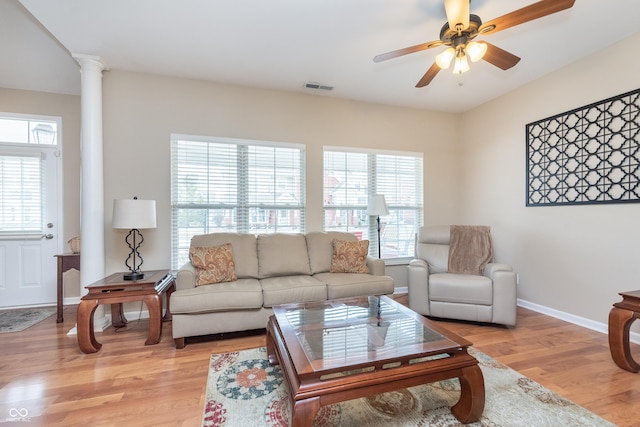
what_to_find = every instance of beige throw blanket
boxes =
[448,225,493,275]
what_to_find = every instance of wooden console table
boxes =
[77,269,175,354]
[55,253,80,323]
[608,290,640,372]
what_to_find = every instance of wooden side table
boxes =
[608,290,640,372]
[77,269,175,354]
[55,253,80,323]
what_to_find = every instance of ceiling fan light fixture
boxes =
[453,55,470,74]
[466,41,487,62]
[444,0,470,31]
[435,47,456,69]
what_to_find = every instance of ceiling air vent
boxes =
[304,82,334,91]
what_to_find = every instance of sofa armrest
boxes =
[407,259,431,316]
[175,261,197,291]
[366,256,386,276]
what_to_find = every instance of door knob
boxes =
[43,234,54,239]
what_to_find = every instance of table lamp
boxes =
[367,194,389,258]
[112,197,157,280]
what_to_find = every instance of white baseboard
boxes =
[392,290,640,345]
[63,296,81,306]
[65,289,640,346]
[517,298,640,345]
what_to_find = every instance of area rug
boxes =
[202,347,615,427]
[0,307,56,333]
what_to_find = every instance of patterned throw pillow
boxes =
[189,243,238,286]
[330,239,369,274]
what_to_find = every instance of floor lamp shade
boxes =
[367,195,389,258]
[367,195,389,217]
[112,198,157,280]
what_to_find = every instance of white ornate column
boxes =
[72,54,110,332]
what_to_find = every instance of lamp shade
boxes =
[367,195,389,216]
[112,198,157,229]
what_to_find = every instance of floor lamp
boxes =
[112,197,157,280]
[367,195,389,258]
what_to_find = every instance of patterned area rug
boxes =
[202,347,615,427]
[0,307,56,333]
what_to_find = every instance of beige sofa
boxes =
[172,231,395,348]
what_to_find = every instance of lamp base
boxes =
[123,271,145,281]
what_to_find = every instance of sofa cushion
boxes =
[330,239,369,273]
[429,273,492,305]
[189,244,237,286]
[261,275,326,307]
[190,233,258,279]
[314,272,394,299]
[306,231,358,274]
[171,278,263,314]
[257,233,311,278]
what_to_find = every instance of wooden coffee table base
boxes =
[266,316,485,426]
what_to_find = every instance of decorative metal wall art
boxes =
[526,88,640,206]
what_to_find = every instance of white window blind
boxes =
[171,135,305,269]
[0,152,43,236]
[323,147,423,260]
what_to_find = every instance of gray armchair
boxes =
[407,225,517,326]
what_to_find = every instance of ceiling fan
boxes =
[373,0,575,87]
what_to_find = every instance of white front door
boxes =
[0,143,61,308]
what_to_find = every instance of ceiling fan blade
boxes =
[373,40,442,63]
[415,62,441,88]
[444,0,470,31]
[479,0,575,36]
[482,42,521,70]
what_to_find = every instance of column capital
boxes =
[72,53,109,72]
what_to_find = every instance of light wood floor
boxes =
[1,296,639,426]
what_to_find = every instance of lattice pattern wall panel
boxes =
[526,89,640,206]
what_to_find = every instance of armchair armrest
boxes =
[407,258,431,316]
[175,261,197,291]
[484,262,517,326]
[483,262,513,278]
[366,256,386,276]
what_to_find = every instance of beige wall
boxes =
[4,34,638,330]
[459,33,640,328]
[101,71,460,274]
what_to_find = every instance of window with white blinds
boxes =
[0,153,42,236]
[323,147,423,260]
[171,134,306,269]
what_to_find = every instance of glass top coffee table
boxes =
[266,295,484,426]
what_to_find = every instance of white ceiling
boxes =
[4,0,640,113]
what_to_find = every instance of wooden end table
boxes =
[77,269,175,354]
[266,295,485,426]
[608,290,640,372]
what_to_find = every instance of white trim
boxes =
[518,298,640,345]
[394,286,408,294]
[171,133,304,150]
[391,291,640,345]
[323,145,424,158]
